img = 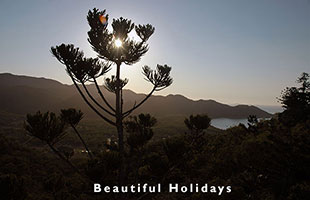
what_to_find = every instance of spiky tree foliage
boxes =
[279,72,310,110]
[51,8,172,184]
[25,111,66,145]
[60,108,92,159]
[124,113,157,183]
[184,114,211,134]
[124,113,157,152]
[24,111,80,175]
[278,72,310,126]
[60,108,83,127]
[184,114,210,147]
[247,115,258,134]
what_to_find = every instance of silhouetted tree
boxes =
[24,111,66,145]
[184,114,210,148]
[124,113,157,183]
[278,72,310,126]
[247,115,258,134]
[163,137,187,164]
[51,8,173,184]
[124,113,157,152]
[24,111,81,176]
[60,108,92,159]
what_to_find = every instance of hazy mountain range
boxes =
[0,73,272,120]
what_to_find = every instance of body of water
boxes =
[211,118,249,130]
[211,105,283,130]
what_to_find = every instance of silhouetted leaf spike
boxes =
[112,17,135,41]
[87,8,151,65]
[51,44,111,83]
[135,24,155,42]
[104,76,129,93]
[24,111,66,145]
[87,8,109,31]
[52,44,115,116]
[123,64,172,117]
[142,64,173,91]
[184,114,210,133]
[124,113,156,150]
[60,108,83,127]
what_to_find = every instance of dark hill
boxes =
[0,73,64,89]
[0,73,272,119]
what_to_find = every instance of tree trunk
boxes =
[116,62,125,185]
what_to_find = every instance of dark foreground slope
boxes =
[1,106,309,200]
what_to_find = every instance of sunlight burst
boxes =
[115,38,122,48]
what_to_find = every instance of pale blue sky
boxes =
[0,0,309,106]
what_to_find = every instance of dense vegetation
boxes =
[0,73,309,199]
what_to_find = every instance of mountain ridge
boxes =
[0,73,272,119]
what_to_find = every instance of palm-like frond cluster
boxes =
[51,8,173,123]
[143,64,173,91]
[60,108,83,127]
[51,44,111,83]
[24,111,66,145]
[87,8,154,65]
[124,114,157,151]
[104,75,128,93]
[184,114,211,134]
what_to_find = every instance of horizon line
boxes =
[0,71,283,108]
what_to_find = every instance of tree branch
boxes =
[93,78,116,112]
[123,86,156,118]
[68,71,116,126]
[47,143,94,183]
[47,143,82,176]
[71,124,93,159]
[81,82,115,117]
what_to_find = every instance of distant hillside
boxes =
[0,73,64,88]
[0,73,272,120]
